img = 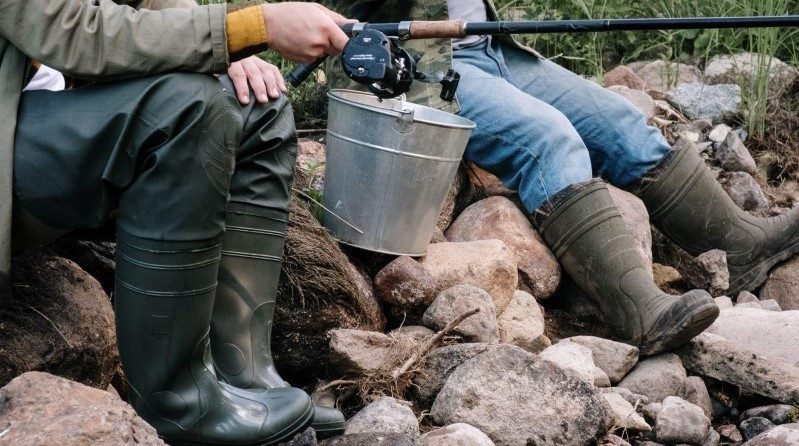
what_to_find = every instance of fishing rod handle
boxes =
[287,56,327,87]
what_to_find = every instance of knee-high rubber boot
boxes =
[534,180,719,355]
[210,204,345,438]
[115,231,313,445]
[636,147,799,294]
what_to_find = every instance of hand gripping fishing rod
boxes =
[287,15,799,100]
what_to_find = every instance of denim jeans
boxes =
[453,37,671,212]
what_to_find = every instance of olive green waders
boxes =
[534,179,719,355]
[13,73,313,445]
[636,146,799,295]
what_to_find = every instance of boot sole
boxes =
[313,421,346,440]
[728,237,799,295]
[639,301,720,356]
[169,402,314,446]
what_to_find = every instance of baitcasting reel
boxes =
[340,28,460,101]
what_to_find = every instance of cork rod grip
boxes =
[409,20,467,38]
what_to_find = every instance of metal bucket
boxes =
[323,89,476,256]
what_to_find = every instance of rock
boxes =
[607,85,657,120]
[707,307,799,364]
[430,344,614,446]
[719,424,744,443]
[741,405,799,425]
[437,165,476,234]
[743,423,799,445]
[0,254,118,388]
[760,256,799,310]
[676,332,799,406]
[707,124,733,144]
[539,341,611,387]
[653,263,682,290]
[567,336,640,384]
[681,376,713,419]
[703,428,721,446]
[416,423,495,446]
[280,427,317,446]
[50,238,117,294]
[629,60,703,91]
[760,299,782,312]
[496,291,549,352]
[276,199,386,383]
[724,172,769,212]
[718,131,758,175]
[607,387,650,407]
[319,433,414,446]
[601,391,652,432]
[465,163,515,198]
[329,329,396,376]
[704,53,798,95]
[666,83,742,124]
[608,185,653,273]
[641,403,663,423]
[736,301,763,309]
[375,256,440,313]
[345,397,419,438]
[419,241,518,312]
[737,291,760,304]
[715,296,734,310]
[0,372,164,445]
[389,326,435,344]
[618,354,687,403]
[601,433,632,446]
[296,139,327,191]
[604,65,650,91]
[413,343,491,404]
[679,249,730,296]
[655,396,711,445]
[422,285,500,343]
[445,197,560,300]
[740,417,775,441]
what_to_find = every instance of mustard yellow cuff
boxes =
[225,5,269,61]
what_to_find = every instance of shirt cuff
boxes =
[225,5,269,61]
[207,3,229,73]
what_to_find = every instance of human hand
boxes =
[261,2,354,63]
[227,56,286,105]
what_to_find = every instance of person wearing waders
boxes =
[329,0,799,355]
[0,1,354,443]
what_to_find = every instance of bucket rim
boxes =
[327,89,476,130]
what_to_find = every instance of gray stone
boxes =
[430,344,614,446]
[416,423,495,446]
[413,343,491,404]
[760,299,783,312]
[743,424,799,445]
[419,241,518,312]
[655,396,711,445]
[680,249,730,296]
[666,83,742,124]
[345,397,419,438]
[718,132,758,175]
[641,403,663,423]
[741,405,799,425]
[607,85,657,120]
[704,53,799,95]
[676,332,799,406]
[724,172,769,212]
[760,256,799,310]
[496,291,550,352]
[280,427,317,446]
[708,124,733,143]
[320,434,415,446]
[740,417,775,441]
[601,391,652,432]
[445,197,560,300]
[567,336,640,384]
[329,329,396,376]
[602,433,633,446]
[681,376,713,419]
[736,301,763,309]
[618,354,688,403]
[737,291,760,304]
[715,296,734,310]
[707,307,799,364]
[422,285,500,343]
[630,60,703,91]
[539,341,611,387]
[719,424,744,443]
[375,256,440,312]
[702,428,721,446]
[0,372,165,445]
[607,387,650,407]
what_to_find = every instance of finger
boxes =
[272,65,288,93]
[328,24,350,54]
[315,4,355,26]
[242,58,268,103]
[259,64,281,99]
[228,63,250,104]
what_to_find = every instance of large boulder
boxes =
[328,329,396,376]
[496,290,549,352]
[743,423,799,445]
[412,343,492,404]
[445,197,560,300]
[617,354,687,403]
[0,372,165,445]
[707,307,799,364]
[1,254,118,388]
[430,344,614,446]
[760,255,799,310]
[274,199,385,384]
[418,240,518,312]
[539,341,610,387]
[666,83,742,124]
[422,285,500,343]
[704,52,798,95]
[344,397,419,438]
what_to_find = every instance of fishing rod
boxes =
[287,15,799,99]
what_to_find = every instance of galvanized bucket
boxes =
[323,89,476,256]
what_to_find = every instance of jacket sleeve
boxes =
[0,0,228,80]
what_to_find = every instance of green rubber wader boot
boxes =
[636,147,799,295]
[535,180,720,355]
[115,231,313,445]
[210,204,345,439]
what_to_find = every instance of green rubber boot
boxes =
[210,204,345,439]
[636,147,799,295]
[534,180,719,355]
[115,231,313,445]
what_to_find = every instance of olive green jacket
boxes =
[0,0,231,301]
[328,0,540,110]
